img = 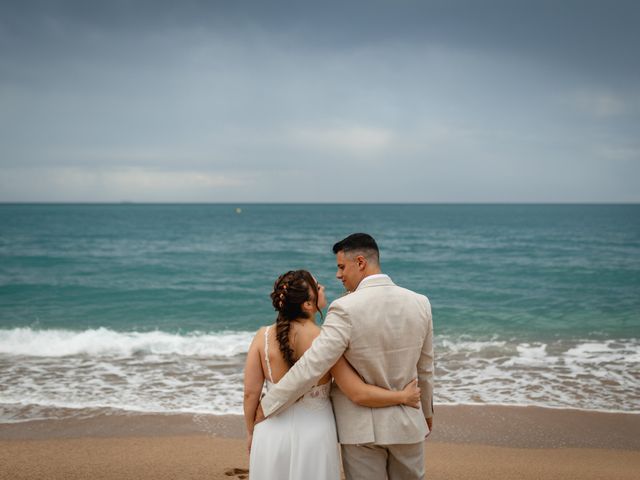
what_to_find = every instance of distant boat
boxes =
[235,207,242,214]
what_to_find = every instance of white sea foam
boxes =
[502,343,559,367]
[440,338,507,354]
[0,327,253,358]
[565,341,640,364]
[1,329,639,421]
[435,336,640,412]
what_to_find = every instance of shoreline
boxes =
[2,405,639,480]
[2,404,639,450]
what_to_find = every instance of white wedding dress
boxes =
[249,326,341,480]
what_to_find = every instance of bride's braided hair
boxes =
[270,270,321,367]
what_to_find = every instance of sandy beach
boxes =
[1,405,639,480]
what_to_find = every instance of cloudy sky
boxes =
[1,0,638,202]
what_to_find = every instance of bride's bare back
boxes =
[258,320,331,385]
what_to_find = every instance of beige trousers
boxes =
[341,442,425,480]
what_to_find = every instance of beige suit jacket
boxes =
[261,275,434,445]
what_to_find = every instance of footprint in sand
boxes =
[224,467,249,479]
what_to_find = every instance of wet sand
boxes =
[1,405,639,479]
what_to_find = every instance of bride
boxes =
[243,270,421,480]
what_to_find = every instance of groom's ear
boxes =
[355,255,367,270]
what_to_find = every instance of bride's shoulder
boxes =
[251,324,273,344]
[256,323,276,333]
[295,320,321,338]
[292,321,320,352]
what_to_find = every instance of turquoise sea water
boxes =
[1,204,639,419]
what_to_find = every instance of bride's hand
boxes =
[401,379,421,408]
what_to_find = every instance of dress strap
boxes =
[264,326,274,383]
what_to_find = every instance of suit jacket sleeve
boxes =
[261,302,352,417]
[417,297,434,418]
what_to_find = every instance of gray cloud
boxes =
[1,0,638,202]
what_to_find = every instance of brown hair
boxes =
[332,232,380,263]
[270,270,321,367]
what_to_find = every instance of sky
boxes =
[0,0,639,202]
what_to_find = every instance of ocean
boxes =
[1,203,639,422]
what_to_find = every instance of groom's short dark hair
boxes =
[332,233,380,263]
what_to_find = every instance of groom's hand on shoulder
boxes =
[254,403,265,425]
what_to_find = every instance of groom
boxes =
[259,233,434,480]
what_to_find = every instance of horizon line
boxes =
[0,201,639,206]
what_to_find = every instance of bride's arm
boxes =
[243,329,265,440]
[330,356,420,408]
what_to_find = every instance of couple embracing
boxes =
[243,233,434,480]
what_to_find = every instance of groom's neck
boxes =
[362,265,382,278]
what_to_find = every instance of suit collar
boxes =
[355,274,394,291]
